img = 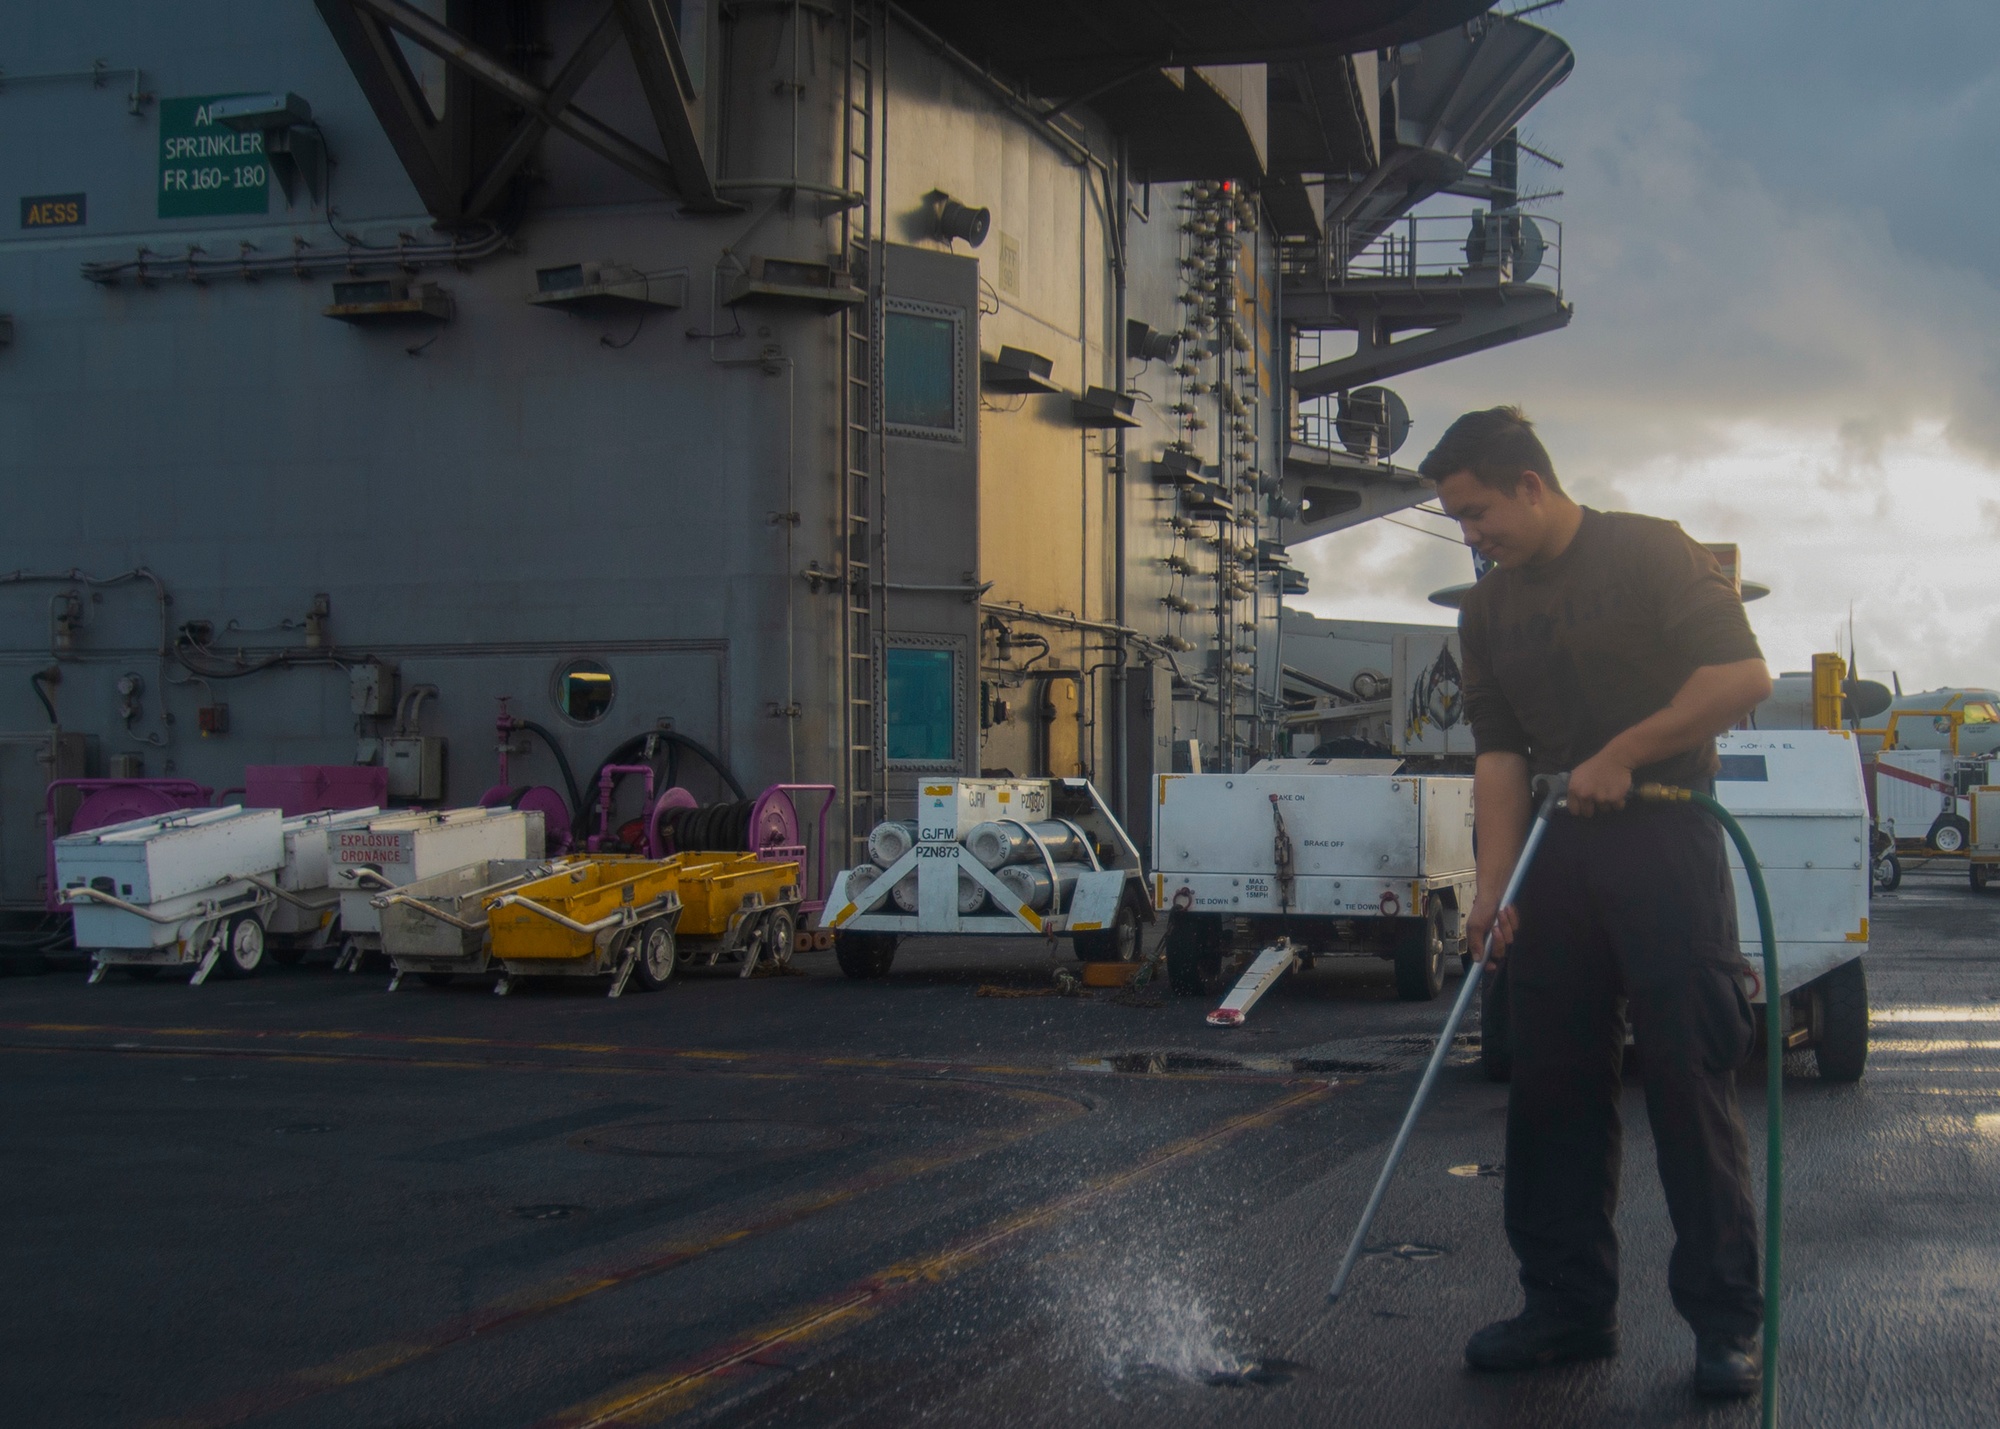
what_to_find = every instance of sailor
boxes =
[1425,407,1774,1399]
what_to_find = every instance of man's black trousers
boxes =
[1498,800,1763,1339]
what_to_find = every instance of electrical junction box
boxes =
[384,735,445,801]
[350,662,397,718]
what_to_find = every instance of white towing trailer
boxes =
[1479,729,1874,1083]
[57,806,285,983]
[1152,758,1477,1013]
[264,807,384,958]
[823,778,1148,979]
[329,807,545,968]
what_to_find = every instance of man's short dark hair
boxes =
[1417,405,1562,496]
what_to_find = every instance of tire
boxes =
[1073,898,1141,963]
[761,907,797,971]
[1814,957,1868,1082]
[215,915,265,979]
[1480,965,1513,1083]
[1392,897,1448,1002]
[1929,814,1970,854]
[1164,913,1224,995]
[1872,853,1902,893]
[834,932,897,980]
[633,920,677,990]
[1972,864,1992,892]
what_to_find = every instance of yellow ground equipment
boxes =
[486,857,682,996]
[670,852,802,976]
[373,857,576,991]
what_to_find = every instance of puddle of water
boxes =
[1448,1163,1504,1178]
[1363,1242,1447,1261]
[513,1203,587,1221]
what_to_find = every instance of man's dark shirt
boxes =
[1458,507,1764,787]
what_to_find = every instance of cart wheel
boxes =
[1073,897,1141,963]
[1164,913,1224,995]
[634,921,677,991]
[418,972,457,988]
[1929,814,1970,853]
[763,908,797,971]
[1814,957,1868,1082]
[1480,965,1513,1083]
[1972,863,1992,892]
[215,915,266,979]
[1393,897,1448,1002]
[834,932,897,980]
[1872,853,1902,893]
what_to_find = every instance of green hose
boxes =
[1637,783,1780,1427]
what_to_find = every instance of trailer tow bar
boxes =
[1206,939,1300,1026]
[1327,772,1567,1300]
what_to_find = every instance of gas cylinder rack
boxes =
[823,778,1149,979]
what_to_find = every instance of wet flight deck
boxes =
[2,870,1994,1428]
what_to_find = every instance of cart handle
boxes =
[241,873,331,910]
[370,893,484,931]
[340,868,398,891]
[486,890,677,936]
[61,884,234,925]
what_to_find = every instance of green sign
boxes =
[158,95,269,219]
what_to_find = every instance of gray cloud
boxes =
[1294,2,2000,690]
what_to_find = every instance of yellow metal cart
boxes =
[485,858,682,997]
[670,853,802,976]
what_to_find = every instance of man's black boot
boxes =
[1464,1309,1618,1372]
[1694,1334,1759,1398]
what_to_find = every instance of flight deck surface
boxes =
[0,869,1992,1428]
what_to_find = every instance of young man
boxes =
[1424,407,1774,1399]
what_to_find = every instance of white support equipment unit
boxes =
[822,778,1144,978]
[263,806,384,946]
[1152,758,1477,1018]
[330,807,545,966]
[1713,731,1870,1003]
[56,806,285,984]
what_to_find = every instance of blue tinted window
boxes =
[887,647,955,763]
[885,312,956,431]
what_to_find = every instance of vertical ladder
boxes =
[840,0,883,860]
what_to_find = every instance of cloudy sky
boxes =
[1292,0,2000,692]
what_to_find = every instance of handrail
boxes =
[487,890,677,937]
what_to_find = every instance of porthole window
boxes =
[554,659,615,723]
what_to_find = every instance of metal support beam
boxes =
[1287,281,1571,397]
[611,0,731,211]
[462,5,624,217]
[342,0,710,205]
[314,0,463,221]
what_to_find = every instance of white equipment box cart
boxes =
[264,806,383,958]
[823,778,1148,979]
[57,806,285,983]
[1153,758,1476,1019]
[1481,730,1874,1083]
[330,807,545,968]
